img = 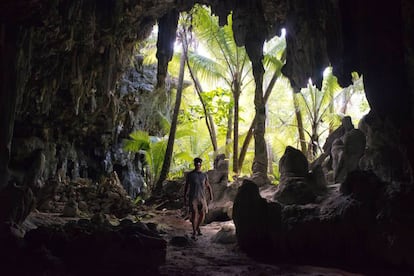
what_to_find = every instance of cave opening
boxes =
[0,0,413,275]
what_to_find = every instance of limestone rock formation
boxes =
[274,146,327,205]
[13,218,166,275]
[0,0,414,274]
[233,174,414,271]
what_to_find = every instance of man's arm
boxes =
[184,174,189,204]
[205,175,213,201]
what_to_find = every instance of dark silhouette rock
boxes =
[233,179,273,258]
[279,146,309,179]
[274,146,327,205]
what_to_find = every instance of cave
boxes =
[1,0,414,275]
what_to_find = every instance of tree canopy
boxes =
[124,4,370,193]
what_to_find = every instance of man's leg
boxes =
[196,210,205,235]
[191,202,198,237]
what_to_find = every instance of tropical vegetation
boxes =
[123,4,370,194]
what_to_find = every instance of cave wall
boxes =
[1,0,411,180]
[337,0,412,123]
[0,1,181,196]
[0,0,413,228]
[0,0,279,196]
[10,0,157,181]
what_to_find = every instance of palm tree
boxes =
[238,35,286,172]
[291,87,308,153]
[185,53,218,153]
[123,130,166,193]
[154,15,190,193]
[295,66,346,159]
[187,5,252,174]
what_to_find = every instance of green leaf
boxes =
[123,130,150,152]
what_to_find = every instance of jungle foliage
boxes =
[124,5,369,190]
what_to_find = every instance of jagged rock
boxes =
[232,179,272,257]
[211,223,237,244]
[333,128,366,184]
[274,178,319,205]
[358,112,412,183]
[0,0,413,274]
[204,163,238,223]
[90,212,108,226]
[163,179,183,197]
[19,219,167,275]
[78,200,88,211]
[233,169,414,270]
[36,179,59,212]
[340,170,385,202]
[49,172,136,218]
[274,146,327,205]
[62,200,79,218]
[314,116,367,185]
[279,146,309,179]
[170,235,193,247]
[213,154,228,171]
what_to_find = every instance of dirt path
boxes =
[141,208,363,276]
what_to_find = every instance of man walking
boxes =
[184,157,213,239]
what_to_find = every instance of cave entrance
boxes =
[124,4,370,187]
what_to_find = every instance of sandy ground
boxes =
[140,208,363,276]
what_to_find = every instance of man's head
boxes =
[194,157,202,170]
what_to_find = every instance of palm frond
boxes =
[123,130,150,152]
[295,89,315,123]
[168,53,183,77]
[174,151,194,163]
[148,139,167,180]
[187,51,226,84]
[217,18,240,66]
[157,111,171,133]
[264,36,286,58]
[192,7,244,76]
[263,55,284,71]
[143,46,158,65]
[318,67,342,118]
[175,126,197,140]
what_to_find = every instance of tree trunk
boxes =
[339,86,350,115]
[326,79,337,134]
[308,122,319,159]
[251,70,267,177]
[225,106,233,159]
[245,37,268,181]
[267,140,274,175]
[154,34,186,194]
[186,59,218,153]
[238,68,280,170]
[232,82,240,174]
[292,88,307,153]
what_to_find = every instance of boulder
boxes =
[274,146,327,205]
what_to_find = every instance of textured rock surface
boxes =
[0,216,166,275]
[233,175,414,272]
[0,0,414,274]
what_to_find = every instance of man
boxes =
[184,157,213,239]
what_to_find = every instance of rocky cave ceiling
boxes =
[0,0,414,189]
[1,1,414,273]
[0,0,413,181]
[1,0,413,119]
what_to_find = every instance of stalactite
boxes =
[282,0,331,90]
[156,9,179,89]
[15,28,32,116]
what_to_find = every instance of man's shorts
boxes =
[189,198,208,214]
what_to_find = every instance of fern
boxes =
[123,130,150,152]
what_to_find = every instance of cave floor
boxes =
[24,208,364,276]
[139,208,363,276]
